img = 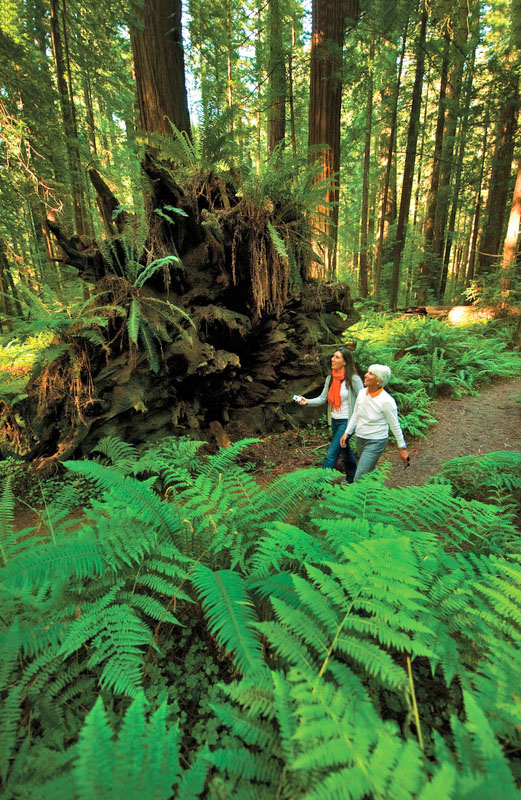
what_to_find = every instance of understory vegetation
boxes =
[344,314,521,438]
[2,434,521,798]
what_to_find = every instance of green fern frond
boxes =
[74,696,115,799]
[266,221,289,261]
[92,435,139,475]
[0,683,24,783]
[0,474,15,566]
[63,461,183,545]
[191,565,265,675]
[199,438,261,477]
[127,297,140,344]
[2,535,106,590]
[60,602,152,697]
[138,316,160,372]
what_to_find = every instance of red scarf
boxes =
[328,369,345,412]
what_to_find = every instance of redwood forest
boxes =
[1,0,521,797]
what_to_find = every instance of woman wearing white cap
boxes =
[340,364,409,482]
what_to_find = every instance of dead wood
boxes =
[2,167,359,464]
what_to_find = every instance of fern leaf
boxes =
[62,461,183,545]
[191,566,265,675]
[92,435,139,475]
[0,683,23,783]
[127,297,140,344]
[266,221,289,260]
[74,697,115,800]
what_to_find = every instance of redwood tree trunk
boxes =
[130,0,191,138]
[308,0,359,279]
[373,22,408,299]
[434,0,470,300]
[267,0,286,156]
[501,157,521,290]
[358,37,374,297]
[389,8,428,309]
[441,41,477,295]
[416,33,449,303]
[50,0,89,236]
[477,75,519,273]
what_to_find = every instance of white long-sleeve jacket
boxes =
[345,387,406,448]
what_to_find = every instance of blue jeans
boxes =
[353,437,388,482]
[323,418,357,483]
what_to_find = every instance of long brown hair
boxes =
[336,347,358,387]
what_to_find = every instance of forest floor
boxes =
[251,374,521,488]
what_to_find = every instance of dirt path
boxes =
[384,375,521,488]
[251,375,521,487]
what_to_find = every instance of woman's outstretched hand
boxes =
[340,433,347,448]
[399,448,410,467]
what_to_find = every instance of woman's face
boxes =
[364,370,381,393]
[331,351,346,370]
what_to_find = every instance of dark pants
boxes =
[323,418,357,483]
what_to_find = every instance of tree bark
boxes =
[441,42,477,295]
[308,0,359,279]
[267,0,286,156]
[500,157,521,290]
[389,7,428,310]
[130,0,191,138]
[416,34,450,303]
[49,0,89,236]
[358,37,374,297]
[477,74,519,273]
[373,22,408,299]
[465,126,488,285]
[434,0,470,300]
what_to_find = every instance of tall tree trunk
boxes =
[267,0,286,156]
[477,74,519,273]
[308,0,359,279]
[83,77,98,156]
[413,78,429,228]
[130,0,191,138]
[0,240,13,330]
[441,42,477,294]
[389,7,428,310]
[288,21,297,156]
[359,37,374,297]
[225,0,234,133]
[49,0,89,236]
[373,22,408,299]
[466,127,488,285]
[255,1,264,173]
[435,0,472,300]
[500,157,521,290]
[416,33,450,303]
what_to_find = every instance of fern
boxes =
[266,220,289,261]
[191,565,265,675]
[0,474,15,566]
[72,693,208,800]
[62,460,183,545]
[4,439,521,796]
[92,435,140,475]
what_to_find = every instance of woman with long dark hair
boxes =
[295,347,363,483]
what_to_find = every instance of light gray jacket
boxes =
[306,374,364,424]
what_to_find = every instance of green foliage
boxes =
[435,450,521,510]
[2,438,521,796]
[347,315,521,436]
